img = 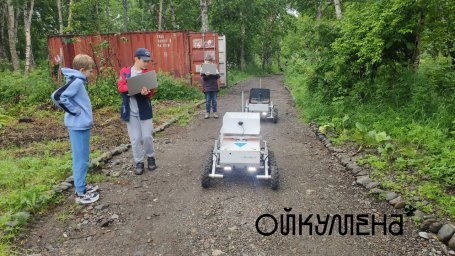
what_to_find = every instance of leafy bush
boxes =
[282,9,455,218]
[154,72,204,100]
[0,66,208,115]
[0,66,54,107]
[88,69,121,109]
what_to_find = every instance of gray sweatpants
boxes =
[126,116,155,164]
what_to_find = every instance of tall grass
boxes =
[285,57,455,218]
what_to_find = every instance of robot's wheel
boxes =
[273,108,278,123]
[201,151,212,188]
[268,150,279,190]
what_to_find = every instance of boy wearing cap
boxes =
[118,48,157,175]
[201,55,220,119]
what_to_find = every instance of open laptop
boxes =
[126,70,158,96]
[200,63,218,74]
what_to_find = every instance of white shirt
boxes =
[129,67,143,117]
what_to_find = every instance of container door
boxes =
[188,32,219,87]
[218,35,227,87]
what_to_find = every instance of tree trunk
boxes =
[30,49,35,68]
[14,5,19,36]
[95,1,100,32]
[200,0,209,32]
[412,11,425,71]
[122,0,128,32]
[239,10,245,71]
[57,0,63,33]
[170,0,177,29]
[158,0,163,31]
[24,0,35,75]
[0,3,7,60]
[67,0,73,32]
[6,0,19,71]
[148,2,156,27]
[316,0,323,20]
[333,0,342,19]
[448,40,455,68]
[277,44,282,71]
[262,14,276,71]
[105,0,111,33]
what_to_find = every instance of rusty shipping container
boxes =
[48,31,227,87]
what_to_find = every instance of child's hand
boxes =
[206,71,211,75]
[141,86,149,95]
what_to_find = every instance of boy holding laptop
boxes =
[117,48,157,175]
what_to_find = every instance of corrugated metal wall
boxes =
[188,32,219,86]
[48,31,226,87]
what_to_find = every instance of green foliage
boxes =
[56,207,75,224]
[0,138,105,252]
[152,101,200,126]
[86,173,108,184]
[154,72,204,101]
[2,0,298,75]
[0,141,71,214]
[0,142,71,249]
[283,2,455,218]
[0,61,12,72]
[0,67,54,108]
[226,66,262,87]
[0,67,206,113]
[88,72,121,109]
[0,67,119,112]
[210,0,295,70]
[227,70,250,86]
[0,114,14,129]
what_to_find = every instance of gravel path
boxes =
[22,75,439,256]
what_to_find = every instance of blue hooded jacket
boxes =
[59,68,93,130]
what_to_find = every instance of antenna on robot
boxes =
[241,90,244,112]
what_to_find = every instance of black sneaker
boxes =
[147,157,157,171]
[135,162,144,175]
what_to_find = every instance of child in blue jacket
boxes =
[53,54,99,204]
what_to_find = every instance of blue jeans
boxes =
[205,91,217,113]
[68,129,91,195]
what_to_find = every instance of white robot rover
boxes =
[243,88,278,123]
[201,112,279,189]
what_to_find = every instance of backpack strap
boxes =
[53,77,78,115]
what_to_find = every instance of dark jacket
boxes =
[201,73,220,92]
[117,67,155,121]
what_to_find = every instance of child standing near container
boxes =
[201,55,220,119]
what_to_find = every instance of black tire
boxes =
[273,108,278,123]
[268,150,279,190]
[201,151,213,188]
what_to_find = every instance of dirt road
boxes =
[22,75,435,255]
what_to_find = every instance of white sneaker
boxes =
[75,191,99,205]
[213,113,219,119]
[204,113,210,119]
[86,184,99,194]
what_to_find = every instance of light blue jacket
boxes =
[60,68,93,130]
